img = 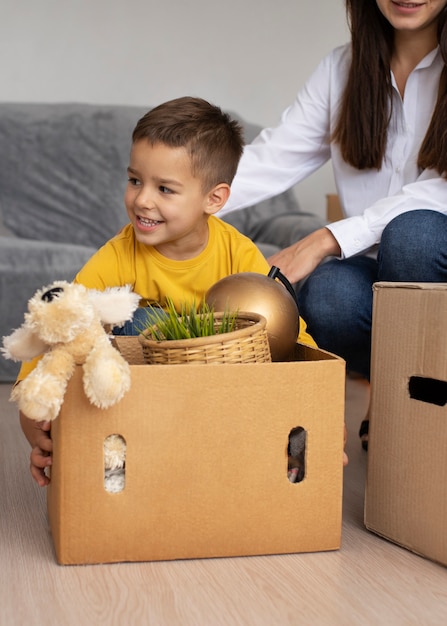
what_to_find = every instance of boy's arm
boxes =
[16,235,130,486]
[20,411,52,487]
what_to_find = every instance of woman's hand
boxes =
[268,227,341,284]
[20,412,53,487]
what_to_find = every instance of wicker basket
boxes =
[138,312,271,365]
[111,336,146,365]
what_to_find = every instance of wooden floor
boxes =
[1,378,446,626]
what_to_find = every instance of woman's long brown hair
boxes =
[332,0,447,178]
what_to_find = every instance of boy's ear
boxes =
[205,183,231,215]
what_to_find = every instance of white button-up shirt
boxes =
[220,44,447,259]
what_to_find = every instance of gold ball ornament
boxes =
[205,268,299,361]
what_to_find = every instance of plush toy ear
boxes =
[1,325,49,361]
[88,285,141,326]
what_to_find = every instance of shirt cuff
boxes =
[326,216,379,259]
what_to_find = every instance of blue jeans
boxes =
[112,307,166,336]
[297,210,447,379]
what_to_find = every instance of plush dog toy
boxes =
[2,281,141,422]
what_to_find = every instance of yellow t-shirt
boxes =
[17,216,315,380]
[76,217,271,309]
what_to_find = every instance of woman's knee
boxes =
[379,210,447,281]
[298,258,375,332]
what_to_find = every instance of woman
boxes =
[219,0,447,447]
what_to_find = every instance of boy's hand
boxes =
[343,423,348,466]
[30,421,53,486]
[20,414,53,487]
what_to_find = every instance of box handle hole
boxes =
[408,376,447,407]
[287,426,306,483]
[104,434,126,493]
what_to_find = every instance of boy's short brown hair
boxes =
[132,97,244,191]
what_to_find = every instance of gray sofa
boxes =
[0,102,323,381]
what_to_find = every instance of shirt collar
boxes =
[415,46,441,70]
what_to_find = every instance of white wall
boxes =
[1,0,349,217]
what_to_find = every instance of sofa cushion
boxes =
[0,103,147,248]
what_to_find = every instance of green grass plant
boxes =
[140,298,239,341]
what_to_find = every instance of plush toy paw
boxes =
[11,349,75,421]
[11,371,67,422]
[83,344,132,409]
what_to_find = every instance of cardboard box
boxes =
[365,282,447,567]
[47,342,345,565]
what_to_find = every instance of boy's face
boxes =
[125,140,218,260]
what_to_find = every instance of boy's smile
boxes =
[137,216,163,232]
[125,140,216,260]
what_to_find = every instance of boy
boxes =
[18,97,316,486]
